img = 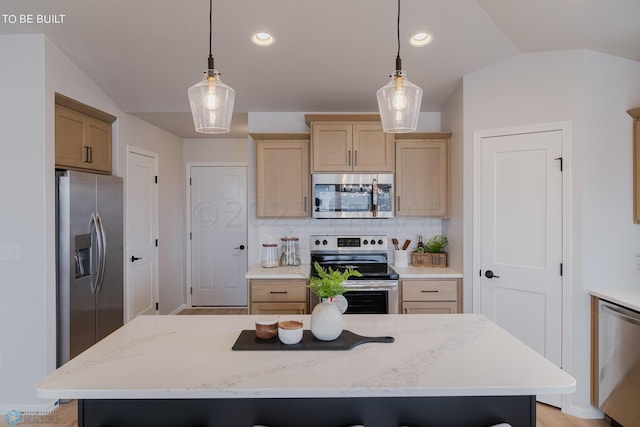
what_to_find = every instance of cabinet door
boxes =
[86,118,112,173]
[352,123,394,172]
[256,140,309,217]
[396,139,450,217]
[55,105,86,169]
[250,302,308,315]
[311,123,353,172]
[402,301,458,314]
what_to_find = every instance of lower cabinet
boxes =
[401,279,462,314]
[249,279,309,315]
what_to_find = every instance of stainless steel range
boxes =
[309,235,399,314]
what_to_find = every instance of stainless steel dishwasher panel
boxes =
[598,300,640,426]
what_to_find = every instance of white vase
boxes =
[310,300,343,341]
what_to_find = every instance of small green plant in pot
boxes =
[308,261,362,341]
[417,234,448,253]
[308,261,362,300]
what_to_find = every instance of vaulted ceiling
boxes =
[2,0,639,137]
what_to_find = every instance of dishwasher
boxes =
[598,300,640,427]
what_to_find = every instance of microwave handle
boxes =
[372,178,378,217]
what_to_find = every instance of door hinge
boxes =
[155,302,159,311]
[154,175,158,184]
[189,178,192,186]
[560,263,563,276]
[155,239,158,247]
[555,157,563,172]
[190,232,192,240]
[190,287,192,295]
[479,269,482,277]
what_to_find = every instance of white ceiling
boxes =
[2,0,639,138]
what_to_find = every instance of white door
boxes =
[126,148,158,319]
[478,129,563,407]
[190,166,247,306]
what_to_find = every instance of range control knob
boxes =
[363,239,368,245]
[378,239,384,245]
[322,240,328,246]
[370,240,376,246]
[315,240,321,246]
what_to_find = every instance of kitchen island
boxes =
[38,314,575,427]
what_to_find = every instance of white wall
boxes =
[0,34,51,411]
[183,138,248,164]
[461,49,640,417]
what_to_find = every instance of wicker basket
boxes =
[412,252,447,267]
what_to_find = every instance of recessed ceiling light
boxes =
[409,32,433,47]
[251,32,274,47]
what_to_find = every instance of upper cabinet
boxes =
[55,93,116,174]
[395,133,451,217]
[252,133,310,218]
[306,114,394,173]
[628,107,640,224]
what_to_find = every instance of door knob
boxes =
[131,255,143,262]
[484,270,500,279]
[235,245,245,250]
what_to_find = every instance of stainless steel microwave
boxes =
[312,173,394,218]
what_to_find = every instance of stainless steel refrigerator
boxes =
[56,170,124,367]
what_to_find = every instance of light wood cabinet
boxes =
[249,279,309,315]
[395,133,451,217]
[306,114,394,173]
[628,107,640,223]
[252,133,310,218]
[55,93,116,174]
[401,279,461,314]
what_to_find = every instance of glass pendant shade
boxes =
[188,70,235,134]
[376,71,422,133]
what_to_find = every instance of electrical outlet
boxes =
[0,244,19,260]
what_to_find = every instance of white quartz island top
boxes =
[589,289,640,312]
[37,314,575,400]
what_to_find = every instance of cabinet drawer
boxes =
[402,301,458,314]
[250,280,307,302]
[250,302,308,315]
[402,280,458,301]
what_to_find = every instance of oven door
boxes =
[312,173,393,218]
[310,280,399,314]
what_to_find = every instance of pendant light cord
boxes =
[208,0,214,71]
[395,0,402,71]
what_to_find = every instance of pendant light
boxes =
[188,0,235,134]
[376,0,422,133]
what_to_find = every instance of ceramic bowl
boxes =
[278,320,303,345]
[255,319,278,340]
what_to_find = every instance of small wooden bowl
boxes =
[255,319,278,339]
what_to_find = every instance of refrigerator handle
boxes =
[95,212,107,293]
[90,213,101,294]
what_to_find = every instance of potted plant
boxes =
[308,261,361,341]
[413,235,448,267]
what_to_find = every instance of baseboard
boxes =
[564,403,604,419]
[0,399,59,415]
[168,303,186,315]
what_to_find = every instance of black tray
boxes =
[232,329,394,351]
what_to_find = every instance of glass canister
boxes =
[261,243,279,268]
[279,237,301,266]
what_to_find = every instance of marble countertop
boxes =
[37,314,575,400]
[589,289,640,312]
[246,264,462,280]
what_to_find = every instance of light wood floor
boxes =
[5,308,609,427]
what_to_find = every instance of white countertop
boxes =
[246,264,462,280]
[589,289,640,312]
[37,314,575,400]
[392,265,462,279]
